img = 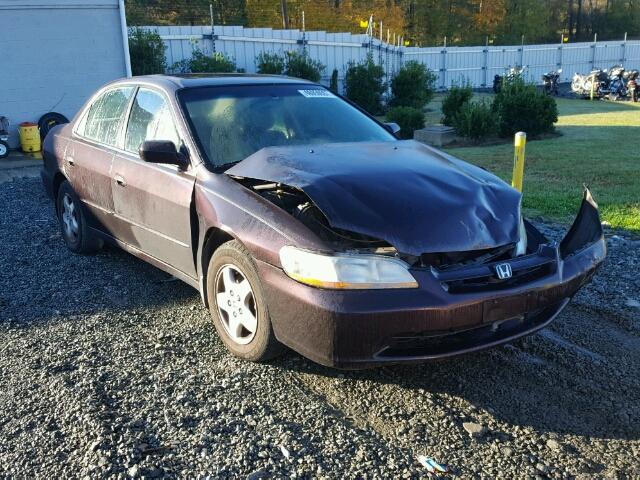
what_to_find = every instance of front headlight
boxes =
[279,246,418,289]
[515,216,528,256]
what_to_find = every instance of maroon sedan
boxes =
[41,74,606,368]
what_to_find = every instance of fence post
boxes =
[591,33,597,70]
[519,35,525,68]
[441,36,447,90]
[557,33,563,75]
[296,10,308,55]
[378,21,383,65]
[209,3,216,54]
[622,32,627,64]
[385,29,390,88]
[482,36,488,87]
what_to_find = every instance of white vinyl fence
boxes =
[144,25,640,91]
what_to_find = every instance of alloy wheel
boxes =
[61,193,79,241]
[215,264,258,345]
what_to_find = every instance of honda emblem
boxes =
[495,263,513,280]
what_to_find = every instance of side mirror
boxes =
[139,140,188,169]
[384,122,401,135]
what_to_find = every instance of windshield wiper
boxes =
[213,160,242,173]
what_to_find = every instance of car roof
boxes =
[118,73,317,91]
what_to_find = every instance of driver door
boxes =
[111,87,196,278]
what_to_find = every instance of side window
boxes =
[80,87,133,145]
[124,88,180,154]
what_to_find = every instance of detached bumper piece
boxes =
[263,188,606,369]
[560,188,603,258]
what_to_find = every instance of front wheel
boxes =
[206,240,285,362]
[0,140,8,159]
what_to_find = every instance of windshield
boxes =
[178,84,395,168]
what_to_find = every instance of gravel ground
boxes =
[1,177,639,479]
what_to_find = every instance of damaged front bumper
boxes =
[259,189,606,369]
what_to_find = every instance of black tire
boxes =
[56,181,100,254]
[206,240,285,362]
[0,140,8,159]
[38,112,69,142]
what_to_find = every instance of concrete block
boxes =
[414,125,457,147]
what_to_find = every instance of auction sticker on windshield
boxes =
[298,89,336,98]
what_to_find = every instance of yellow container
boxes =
[19,122,41,152]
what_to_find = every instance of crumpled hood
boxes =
[226,140,522,255]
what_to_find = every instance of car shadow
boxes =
[272,301,640,442]
[2,239,198,325]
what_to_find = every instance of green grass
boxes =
[434,96,640,232]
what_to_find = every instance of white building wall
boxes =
[0,0,129,147]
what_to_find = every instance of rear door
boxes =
[68,86,134,233]
[111,87,197,278]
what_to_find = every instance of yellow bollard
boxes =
[512,131,526,192]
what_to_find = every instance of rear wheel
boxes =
[56,181,100,253]
[0,140,8,159]
[206,240,284,362]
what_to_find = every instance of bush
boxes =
[329,69,339,93]
[386,106,425,140]
[452,100,496,141]
[344,54,385,114]
[390,61,436,109]
[256,52,285,74]
[172,48,236,73]
[284,51,325,82]
[492,78,558,137]
[128,27,166,76]
[441,83,473,126]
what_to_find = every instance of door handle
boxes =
[114,174,126,187]
[65,156,75,166]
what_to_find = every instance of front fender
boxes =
[193,167,329,304]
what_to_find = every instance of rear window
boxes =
[77,87,134,146]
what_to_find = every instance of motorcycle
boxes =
[571,68,609,98]
[607,65,627,100]
[493,65,526,93]
[624,69,639,102]
[542,69,562,95]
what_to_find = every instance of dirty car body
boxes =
[41,74,606,368]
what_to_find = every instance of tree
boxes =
[125,0,639,46]
[128,27,166,75]
[390,61,436,109]
[344,54,385,114]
